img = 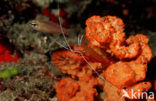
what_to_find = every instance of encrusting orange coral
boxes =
[56,75,98,101]
[52,50,104,78]
[103,79,125,101]
[56,78,80,101]
[104,61,136,88]
[119,82,152,99]
[85,16,125,48]
[52,15,154,101]
[85,15,143,60]
[52,50,84,78]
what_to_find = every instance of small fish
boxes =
[28,20,72,34]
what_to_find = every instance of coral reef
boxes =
[52,15,154,101]
[0,56,60,100]
[0,0,156,100]
[0,36,60,100]
[6,15,78,54]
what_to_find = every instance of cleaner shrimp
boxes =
[29,0,106,81]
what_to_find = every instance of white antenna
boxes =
[57,0,105,81]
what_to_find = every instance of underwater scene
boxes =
[0,0,156,101]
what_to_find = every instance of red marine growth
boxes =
[0,42,19,64]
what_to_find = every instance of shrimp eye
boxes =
[28,20,40,30]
